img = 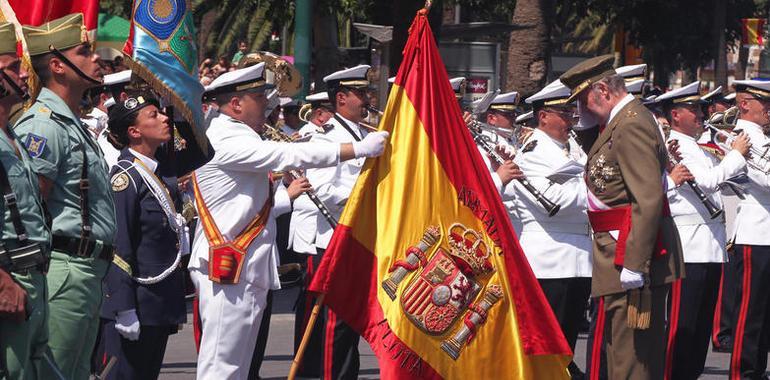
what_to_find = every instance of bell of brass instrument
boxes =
[707,106,739,131]
[705,107,770,174]
[239,51,302,97]
[260,124,338,228]
[298,103,313,123]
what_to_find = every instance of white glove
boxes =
[353,131,390,158]
[619,267,645,290]
[115,309,141,341]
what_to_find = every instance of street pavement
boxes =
[159,287,736,379]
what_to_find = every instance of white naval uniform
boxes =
[82,107,120,168]
[476,140,522,236]
[306,114,368,250]
[288,123,324,255]
[298,121,325,138]
[188,113,341,379]
[510,129,591,279]
[731,119,770,245]
[666,130,746,262]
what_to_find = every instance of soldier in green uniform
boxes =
[560,55,687,379]
[0,21,53,379]
[15,13,114,380]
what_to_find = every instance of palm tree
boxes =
[192,0,295,60]
[505,0,557,97]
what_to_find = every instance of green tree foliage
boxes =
[572,0,762,83]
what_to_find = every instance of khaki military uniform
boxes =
[585,96,685,379]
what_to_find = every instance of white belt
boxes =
[673,212,724,226]
[521,222,590,235]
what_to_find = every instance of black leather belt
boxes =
[0,242,47,273]
[52,235,114,261]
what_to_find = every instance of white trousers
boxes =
[191,270,269,380]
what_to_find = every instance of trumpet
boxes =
[667,140,723,219]
[468,118,561,217]
[360,105,382,132]
[260,124,339,228]
[705,124,770,174]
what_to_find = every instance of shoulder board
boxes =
[319,123,333,133]
[522,140,538,153]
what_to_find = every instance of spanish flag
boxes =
[308,8,571,379]
[742,18,765,47]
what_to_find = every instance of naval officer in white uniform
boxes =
[658,81,749,379]
[187,62,389,380]
[514,78,592,378]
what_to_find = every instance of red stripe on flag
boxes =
[324,309,336,380]
[395,12,570,357]
[310,225,442,380]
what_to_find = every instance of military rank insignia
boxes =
[24,134,47,158]
[111,173,130,192]
[521,140,538,153]
[381,224,503,360]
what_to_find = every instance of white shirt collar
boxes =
[533,127,565,149]
[129,148,159,173]
[88,107,108,119]
[668,129,696,143]
[736,118,763,134]
[607,94,636,126]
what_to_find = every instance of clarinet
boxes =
[261,124,339,228]
[668,141,723,219]
[468,121,561,217]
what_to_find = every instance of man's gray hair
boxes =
[597,74,627,96]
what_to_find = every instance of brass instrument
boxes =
[239,51,302,97]
[360,105,382,132]
[260,124,338,228]
[706,107,770,174]
[298,103,313,123]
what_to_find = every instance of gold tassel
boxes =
[627,287,652,330]
[637,286,652,329]
[627,289,639,328]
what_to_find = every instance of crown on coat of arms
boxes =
[447,223,493,276]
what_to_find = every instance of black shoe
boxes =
[568,361,586,380]
[712,337,733,353]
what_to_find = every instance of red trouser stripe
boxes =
[324,309,337,380]
[712,263,725,348]
[590,297,605,380]
[731,246,752,380]
[664,280,682,380]
[193,296,202,352]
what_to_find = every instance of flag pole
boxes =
[288,294,325,380]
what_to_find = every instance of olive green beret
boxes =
[22,13,88,57]
[559,54,617,103]
[0,22,17,56]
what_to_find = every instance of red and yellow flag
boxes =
[742,18,765,46]
[309,8,571,379]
